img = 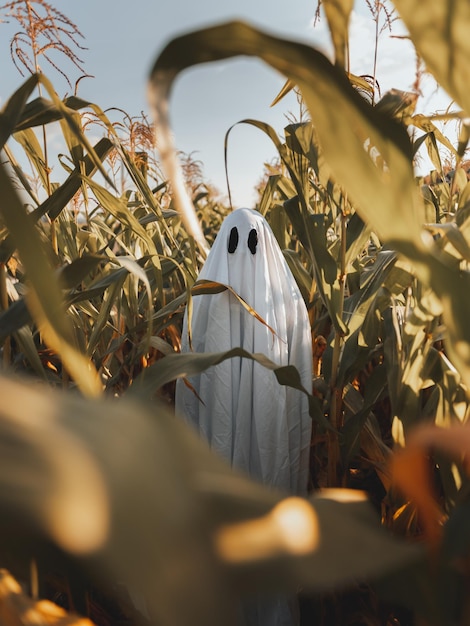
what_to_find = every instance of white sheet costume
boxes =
[175,208,312,496]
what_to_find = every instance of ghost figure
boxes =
[175,208,312,495]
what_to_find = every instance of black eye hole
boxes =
[228,226,239,253]
[247,228,258,254]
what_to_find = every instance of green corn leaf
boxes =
[423,132,444,176]
[67,266,128,305]
[0,163,101,397]
[0,74,39,150]
[116,255,153,350]
[13,325,48,380]
[13,94,102,131]
[59,255,107,290]
[13,128,49,190]
[87,276,126,358]
[129,347,328,428]
[344,213,371,269]
[283,249,313,305]
[375,89,418,122]
[0,138,113,265]
[284,196,347,335]
[411,113,458,156]
[84,176,163,295]
[0,300,31,341]
[424,223,470,262]
[307,214,338,286]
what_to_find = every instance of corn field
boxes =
[0,0,470,625]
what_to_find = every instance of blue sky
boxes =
[0,1,454,206]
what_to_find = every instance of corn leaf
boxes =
[322,0,354,69]
[148,20,424,248]
[0,373,423,623]
[129,347,328,428]
[392,0,470,117]
[0,74,39,150]
[0,163,101,397]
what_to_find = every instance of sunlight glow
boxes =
[215,497,320,564]
[316,488,368,503]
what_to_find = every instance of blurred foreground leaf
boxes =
[0,374,423,625]
[393,0,470,117]
[322,0,354,69]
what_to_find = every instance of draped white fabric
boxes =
[175,208,312,495]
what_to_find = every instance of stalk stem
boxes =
[327,206,348,486]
